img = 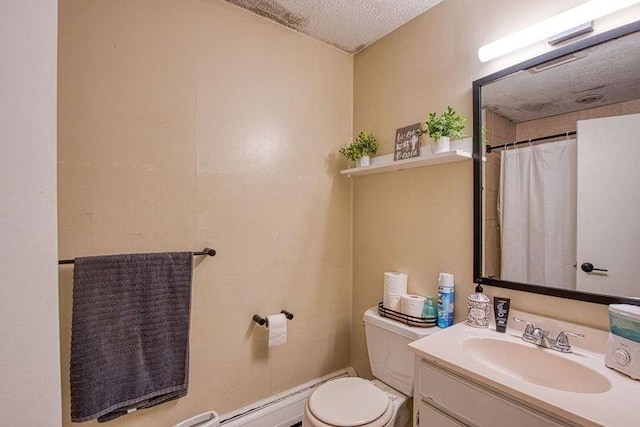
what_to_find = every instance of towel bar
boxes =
[58,248,216,265]
[253,310,294,327]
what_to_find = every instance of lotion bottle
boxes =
[467,284,490,328]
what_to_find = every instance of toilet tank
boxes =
[363,306,439,396]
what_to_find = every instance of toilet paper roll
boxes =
[383,293,403,311]
[383,272,408,311]
[384,272,408,295]
[267,313,287,347]
[401,294,427,317]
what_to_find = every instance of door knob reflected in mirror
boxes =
[581,263,608,273]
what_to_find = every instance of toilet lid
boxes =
[308,378,390,426]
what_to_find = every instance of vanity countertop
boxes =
[408,309,640,427]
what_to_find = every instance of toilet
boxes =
[303,306,439,427]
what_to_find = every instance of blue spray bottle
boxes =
[437,273,455,328]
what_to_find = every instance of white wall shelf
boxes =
[340,150,473,177]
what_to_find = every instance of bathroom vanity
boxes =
[408,310,639,427]
[415,360,571,426]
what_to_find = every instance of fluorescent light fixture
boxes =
[478,0,640,62]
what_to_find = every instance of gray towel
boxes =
[70,252,193,423]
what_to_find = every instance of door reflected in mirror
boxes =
[474,22,640,304]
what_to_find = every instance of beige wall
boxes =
[55,0,640,422]
[351,0,640,378]
[0,0,61,425]
[57,0,352,425]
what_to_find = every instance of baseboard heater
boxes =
[218,367,357,427]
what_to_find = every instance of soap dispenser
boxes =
[422,296,438,319]
[467,284,490,328]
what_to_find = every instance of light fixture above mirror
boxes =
[478,0,640,62]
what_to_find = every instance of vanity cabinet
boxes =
[414,358,573,427]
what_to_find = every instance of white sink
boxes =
[462,337,611,393]
[408,310,640,426]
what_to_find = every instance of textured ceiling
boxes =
[223,0,446,53]
[483,30,640,123]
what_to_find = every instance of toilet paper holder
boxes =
[253,310,294,327]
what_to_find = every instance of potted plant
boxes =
[416,106,466,154]
[338,131,379,167]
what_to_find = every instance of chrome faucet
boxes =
[513,317,584,353]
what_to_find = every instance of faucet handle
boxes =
[513,317,535,335]
[532,327,549,338]
[552,331,585,353]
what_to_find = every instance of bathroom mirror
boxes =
[473,21,640,305]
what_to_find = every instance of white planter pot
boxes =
[356,155,370,167]
[419,135,431,153]
[433,136,451,154]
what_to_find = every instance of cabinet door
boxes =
[418,359,571,427]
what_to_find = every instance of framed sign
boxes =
[394,123,421,161]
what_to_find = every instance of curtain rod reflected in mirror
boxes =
[472,21,640,306]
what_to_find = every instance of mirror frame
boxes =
[473,20,640,306]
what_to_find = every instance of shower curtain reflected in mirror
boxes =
[499,139,577,290]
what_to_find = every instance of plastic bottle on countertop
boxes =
[422,296,438,319]
[437,273,455,328]
[467,284,490,328]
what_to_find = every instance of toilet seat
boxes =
[306,378,394,426]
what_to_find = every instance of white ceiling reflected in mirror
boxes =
[474,22,640,304]
[482,30,640,123]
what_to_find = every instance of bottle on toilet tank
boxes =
[422,296,438,319]
[437,273,455,328]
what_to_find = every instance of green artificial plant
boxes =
[416,106,466,141]
[338,131,379,162]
